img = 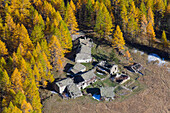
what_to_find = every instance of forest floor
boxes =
[41,42,170,113]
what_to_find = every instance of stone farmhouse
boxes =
[74,69,97,90]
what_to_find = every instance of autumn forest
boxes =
[0,0,169,112]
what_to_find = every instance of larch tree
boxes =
[70,0,76,12]
[0,57,6,69]
[127,1,139,39]
[32,9,45,29]
[102,3,113,39]
[140,14,148,36]
[45,17,51,35]
[147,7,154,26]
[42,51,54,83]
[0,69,11,90]
[2,102,22,113]
[19,24,34,51]
[112,25,125,51]
[10,0,31,24]
[40,39,51,59]
[58,20,73,52]
[0,16,3,38]
[146,22,156,46]
[64,3,79,34]
[161,30,168,47]
[25,78,42,113]
[140,1,147,16]
[0,39,8,56]
[48,35,65,72]
[13,91,29,110]
[33,64,40,86]
[11,68,23,93]
[31,24,44,44]
[94,6,104,39]
[120,4,128,32]
[95,2,113,39]
[12,24,33,51]
[12,52,19,69]
[155,0,165,15]
[146,0,153,10]
[21,100,33,113]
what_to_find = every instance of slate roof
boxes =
[71,63,86,74]
[67,84,82,98]
[81,69,96,81]
[55,78,73,87]
[79,45,91,54]
[100,87,115,98]
[75,53,92,62]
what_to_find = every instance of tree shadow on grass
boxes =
[92,54,109,62]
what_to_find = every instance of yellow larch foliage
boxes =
[112,25,125,51]
[19,24,34,50]
[70,0,76,12]
[26,79,42,113]
[94,0,100,13]
[0,40,8,56]
[33,64,40,85]
[12,52,19,68]
[2,102,22,113]
[17,43,26,57]
[45,17,51,34]
[147,22,156,45]
[21,100,33,113]
[5,13,16,32]
[0,57,6,69]
[102,4,113,39]
[58,20,73,52]
[33,0,43,8]
[48,35,65,71]
[0,69,11,89]
[19,58,28,83]
[121,4,128,32]
[161,30,168,47]
[77,0,82,10]
[124,50,132,61]
[141,14,147,35]
[147,7,154,26]
[11,68,23,93]
[42,51,52,70]
[64,3,79,34]
[35,42,42,54]
[12,24,33,51]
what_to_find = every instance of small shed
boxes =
[66,84,83,99]
[100,87,115,100]
[130,63,142,73]
[71,63,86,74]
[53,78,73,94]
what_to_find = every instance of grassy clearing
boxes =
[115,80,146,102]
[81,63,94,70]
[102,79,118,87]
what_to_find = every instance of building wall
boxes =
[75,58,92,63]
[53,83,66,94]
